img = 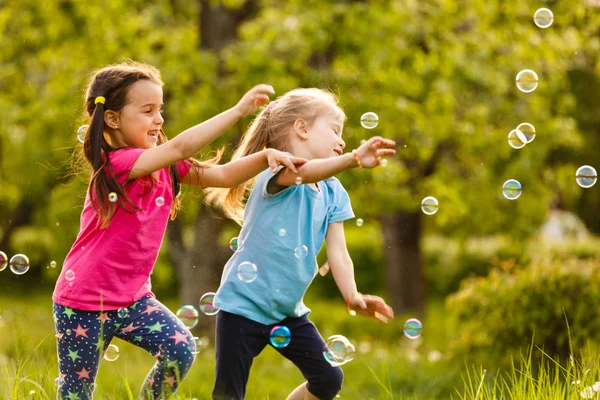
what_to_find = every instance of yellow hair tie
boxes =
[94,96,106,105]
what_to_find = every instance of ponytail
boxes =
[84,95,140,228]
[205,109,272,225]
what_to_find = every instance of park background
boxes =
[1,0,600,398]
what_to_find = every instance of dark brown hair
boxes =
[81,60,217,228]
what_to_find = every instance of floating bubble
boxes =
[108,192,118,203]
[508,129,527,149]
[294,245,308,259]
[237,261,258,283]
[199,292,220,316]
[279,229,286,237]
[9,254,30,275]
[104,344,120,361]
[516,122,536,143]
[229,237,239,252]
[323,335,355,366]
[176,305,199,329]
[66,329,72,336]
[380,159,388,167]
[534,8,553,28]
[269,325,291,348]
[117,308,128,318]
[191,337,203,355]
[502,179,522,200]
[50,260,57,268]
[356,218,364,227]
[295,177,303,185]
[54,377,62,387]
[421,196,439,215]
[65,269,75,282]
[516,69,538,93]
[0,251,7,272]
[360,112,379,129]
[77,125,88,144]
[155,197,165,207]
[403,318,423,339]
[576,165,597,188]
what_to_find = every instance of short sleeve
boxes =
[176,159,192,179]
[261,152,299,200]
[326,178,355,224]
[108,148,145,184]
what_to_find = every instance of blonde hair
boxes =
[206,88,346,225]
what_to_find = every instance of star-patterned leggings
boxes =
[53,296,196,400]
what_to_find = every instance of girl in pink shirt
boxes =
[51,61,305,400]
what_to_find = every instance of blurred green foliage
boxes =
[446,253,600,369]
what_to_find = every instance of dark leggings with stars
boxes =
[53,295,196,400]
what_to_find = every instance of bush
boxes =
[445,256,600,368]
[424,235,528,298]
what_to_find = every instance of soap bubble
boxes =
[576,165,597,188]
[9,254,29,275]
[0,251,7,272]
[534,8,553,28]
[516,69,538,93]
[199,292,220,316]
[269,325,291,348]
[77,125,88,144]
[404,318,423,339]
[502,179,522,200]
[237,261,258,283]
[508,129,527,149]
[360,112,379,129]
[176,305,199,329]
[104,344,120,361]
[421,196,439,215]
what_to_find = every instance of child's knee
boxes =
[308,366,344,399]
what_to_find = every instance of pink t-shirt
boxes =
[52,147,191,311]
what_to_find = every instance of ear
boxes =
[293,119,308,140]
[104,110,120,130]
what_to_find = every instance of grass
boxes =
[2,292,600,399]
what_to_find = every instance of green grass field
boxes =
[2,293,599,399]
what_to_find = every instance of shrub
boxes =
[445,256,600,368]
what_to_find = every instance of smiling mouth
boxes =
[148,130,159,138]
[334,149,342,156]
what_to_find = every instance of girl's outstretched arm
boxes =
[128,84,275,180]
[182,149,307,188]
[271,136,396,188]
[326,221,395,323]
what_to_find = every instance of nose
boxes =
[155,112,164,126]
[339,138,346,150]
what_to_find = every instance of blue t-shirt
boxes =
[214,166,355,325]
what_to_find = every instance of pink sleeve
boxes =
[108,148,145,184]
[176,159,192,179]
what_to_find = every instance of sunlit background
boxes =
[1,0,599,398]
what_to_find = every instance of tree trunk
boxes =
[379,210,425,316]
[165,0,257,340]
[167,203,232,337]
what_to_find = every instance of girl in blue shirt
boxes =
[209,88,395,400]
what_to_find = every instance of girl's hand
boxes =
[265,149,308,174]
[348,292,395,324]
[354,136,397,168]
[235,84,276,118]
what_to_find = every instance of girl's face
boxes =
[304,111,346,159]
[110,80,164,149]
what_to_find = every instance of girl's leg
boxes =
[273,316,344,400]
[212,311,269,400]
[53,302,115,400]
[112,296,197,399]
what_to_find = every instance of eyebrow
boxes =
[141,103,164,108]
